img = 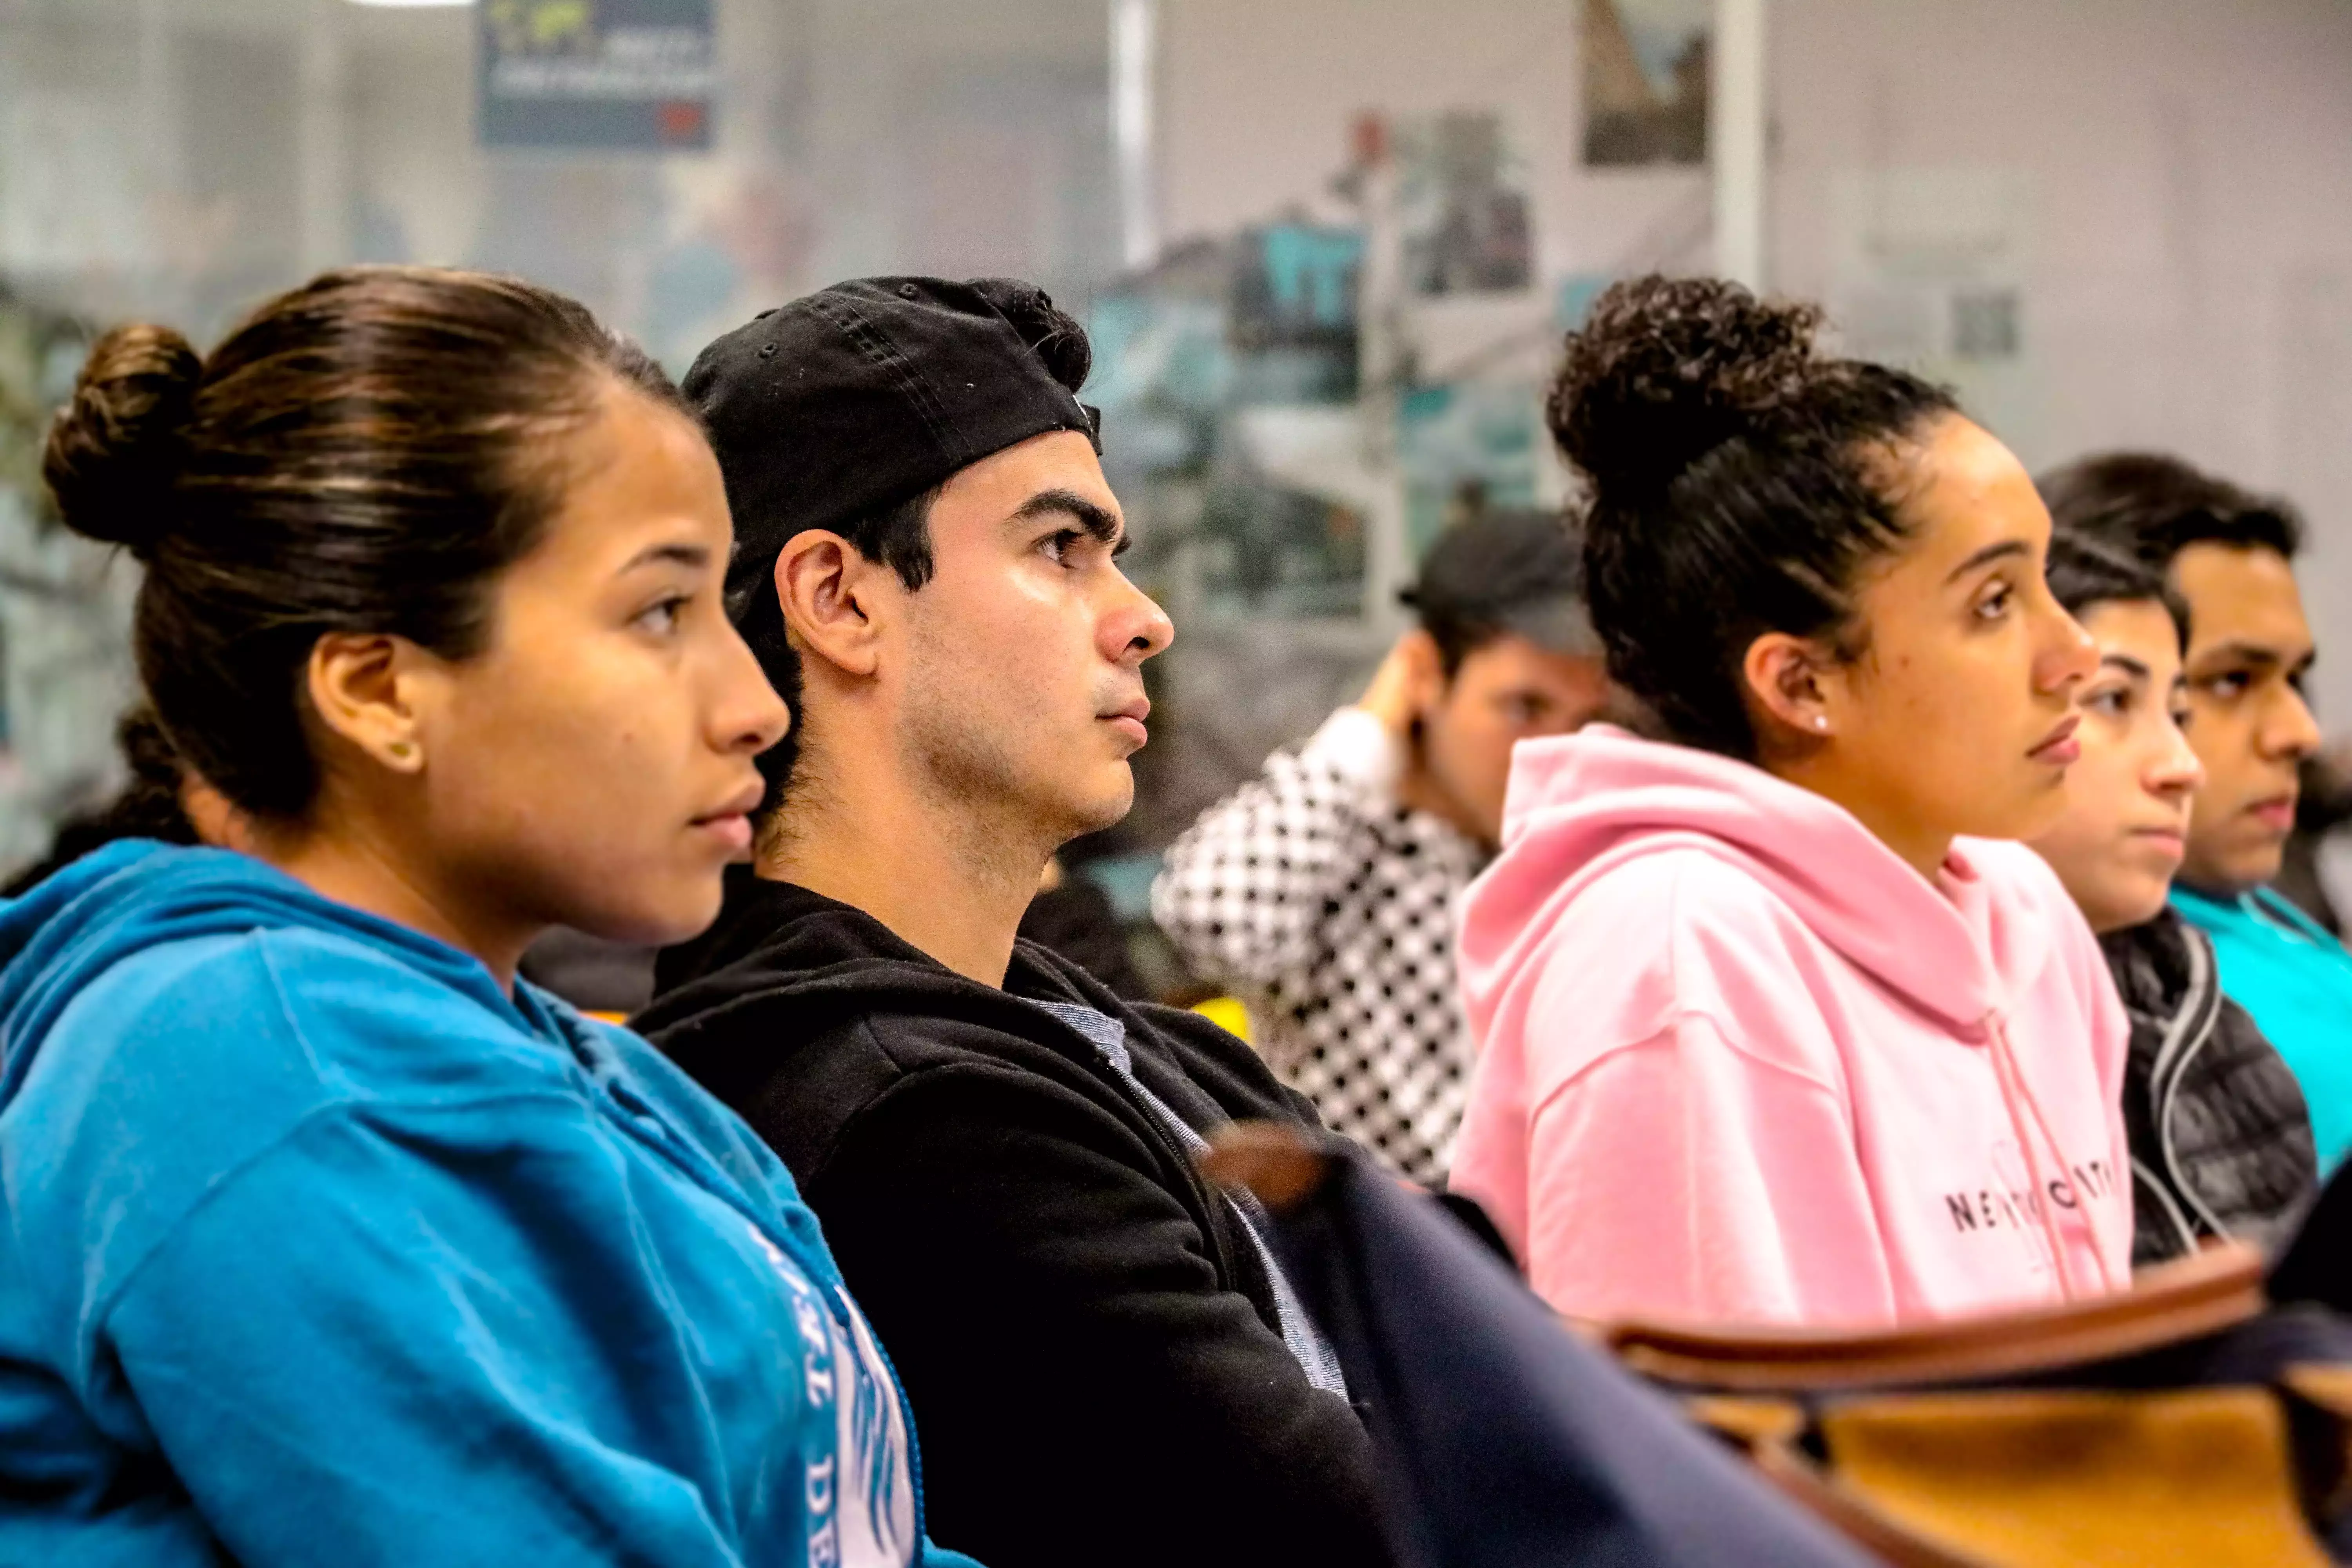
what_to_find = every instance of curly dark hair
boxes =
[1548,275,1956,760]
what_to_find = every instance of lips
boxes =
[691,778,767,858]
[2247,795,2298,833]
[2028,713,2081,766]
[1100,694,1151,747]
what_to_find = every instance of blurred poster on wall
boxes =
[1395,112,1533,295]
[480,0,714,151]
[1826,166,2036,450]
[1581,0,1708,167]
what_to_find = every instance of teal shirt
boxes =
[2174,883,2352,1174]
[0,841,984,1568]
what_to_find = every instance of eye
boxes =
[1973,581,2014,621]
[1500,692,1549,725]
[2199,670,2251,701]
[2083,686,2129,718]
[635,595,690,635]
[1038,528,1085,566]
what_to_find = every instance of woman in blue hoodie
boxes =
[0,268,982,1568]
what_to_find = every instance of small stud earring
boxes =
[1813,716,1829,731]
[388,740,415,760]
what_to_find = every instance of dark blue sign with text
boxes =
[480,0,713,151]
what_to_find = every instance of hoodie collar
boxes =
[1486,727,2029,1035]
[0,840,554,1111]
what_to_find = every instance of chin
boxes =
[575,880,725,950]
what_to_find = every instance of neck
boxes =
[259,813,534,991]
[761,753,1053,988]
[1768,754,1952,881]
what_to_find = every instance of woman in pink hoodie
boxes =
[1450,276,2130,1329]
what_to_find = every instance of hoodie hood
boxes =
[1464,726,2056,1048]
[0,839,521,1114]
[644,867,1112,1043]
[1446,727,2134,1327]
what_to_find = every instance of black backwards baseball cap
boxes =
[1401,507,1597,656]
[684,276,1102,672]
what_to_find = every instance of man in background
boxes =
[1154,509,1612,1183]
[2044,451,2352,1173]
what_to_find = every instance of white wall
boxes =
[1770,0,2352,715]
[1158,0,1708,281]
[1153,0,2352,716]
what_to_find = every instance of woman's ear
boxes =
[306,632,432,776]
[1742,631,1838,742]
[775,530,886,680]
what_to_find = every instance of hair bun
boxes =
[1547,275,1821,497]
[43,323,202,554]
[971,277,1092,394]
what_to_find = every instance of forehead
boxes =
[2171,543,2311,658]
[1888,416,2047,572]
[927,429,1118,543]
[2078,598,2183,671]
[1456,630,1607,688]
[529,389,732,568]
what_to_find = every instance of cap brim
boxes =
[1498,595,1600,657]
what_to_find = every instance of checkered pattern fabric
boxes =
[1152,708,1488,1184]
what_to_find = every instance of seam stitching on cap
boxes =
[807,294,967,465]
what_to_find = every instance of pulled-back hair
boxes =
[2037,451,2303,572]
[1547,275,1957,760]
[43,266,684,821]
[2044,528,2190,652]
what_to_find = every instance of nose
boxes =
[1101,570,1176,666]
[715,627,792,757]
[2261,684,2322,763]
[2146,714,2205,801]
[2034,600,2100,695]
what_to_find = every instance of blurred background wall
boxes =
[0,0,2347,910]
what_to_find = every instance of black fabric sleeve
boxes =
[808,1058,1394,1568]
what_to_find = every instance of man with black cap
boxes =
[634,280,1390,1568]
[1155,509,1612,1184]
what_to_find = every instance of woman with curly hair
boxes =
[1449,276,2129,1329]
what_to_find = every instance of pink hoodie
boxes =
[1449,727,2132,1329]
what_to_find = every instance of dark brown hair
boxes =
[43,266,685,820]
[2038,451,2303,570]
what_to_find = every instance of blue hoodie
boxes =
[2174,882,2352,1175]
[0,841,983,1568]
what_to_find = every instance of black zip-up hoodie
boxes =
[2103,906,2319,1267]
[637,870,1390,1568]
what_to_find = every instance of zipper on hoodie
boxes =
[2149,932,2232,1241]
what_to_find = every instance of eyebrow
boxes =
[1944,539,2031,584]
[621,541,713,573]
[2100,653,2152,681]
[1010,488,1128,555]
[2189,641,2307,672]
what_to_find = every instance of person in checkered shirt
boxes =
[1154,509,1614,1183]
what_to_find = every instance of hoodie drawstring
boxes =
[1983,1009,2120,1302]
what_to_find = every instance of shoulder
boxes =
[1561,844,1826,981]
[6,930,583,1329]
[1517,846,1848,1086]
